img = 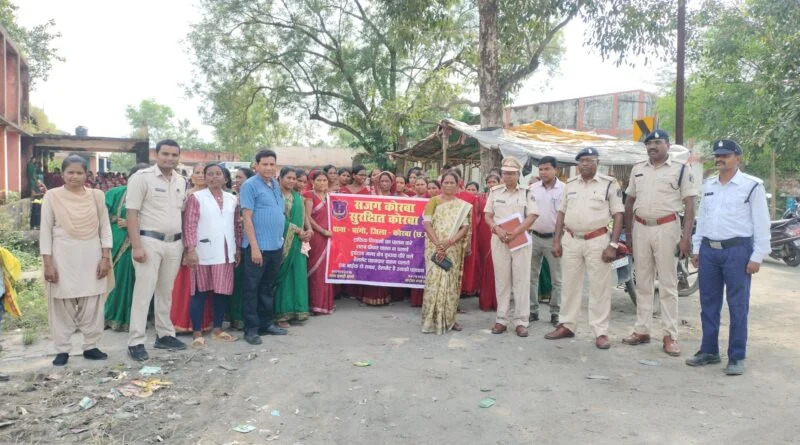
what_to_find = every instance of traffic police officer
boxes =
[622,130,696,356]
[484,157,538,337]
[545,147,624,349]
[126,139,188,361]
[686,140,770,375]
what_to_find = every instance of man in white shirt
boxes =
[686,140,771,376]
[527,156,564,326]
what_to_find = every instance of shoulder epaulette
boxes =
[741,172,764,185]
[566,176,580,183]
[490,184,505,191]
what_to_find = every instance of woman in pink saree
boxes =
[304,170,335,314]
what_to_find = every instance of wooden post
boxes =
[441,125,450,166]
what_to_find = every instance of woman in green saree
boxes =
[104,163,149,331]
[274,167,313,327]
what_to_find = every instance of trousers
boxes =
[128,236,183,346]
[491,238,531,328]
[632,219,681,339]
[559,233,613,337]
[242,247,282,335]
[698,242,752,360]
[529,234,561,315]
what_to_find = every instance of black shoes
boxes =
[244,333,262,345]
[685,351,721,367]
[725,359,745,375]
[52,353,69,366]
[83,348,108,360]
[550,314,559,326]
[258,325,288,336]
[529,312,539,322]
[154,335,187,350]
[128,344,149,361]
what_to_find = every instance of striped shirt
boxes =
[239,175,285,251]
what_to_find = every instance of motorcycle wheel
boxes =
[784,251,800,267]
[625,280,637,306]
[677,256,699,297]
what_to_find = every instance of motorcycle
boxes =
[612,233,638,306]
[769,209,800,267]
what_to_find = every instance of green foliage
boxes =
[23,105,63,134]
[125,99,219,151]
[0,211,39,271]
[109,153,137,175]
[0,0,63,89]
[655,0,800,179]
[2,280,47,340]
[189,0,474,167]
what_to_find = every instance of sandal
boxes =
[191,337,205,348]
[212,331,238,342]
[276,321,291,329]
[452,322,463,332]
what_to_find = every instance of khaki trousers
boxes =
[529,234,561,315]
[632,219,681,339]
[491,237,531,328]
[559,233,613,337]
[128,236,183,347]
[48,295,104,353]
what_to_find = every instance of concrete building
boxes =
[0,26,30,199]
[504,90,655,139]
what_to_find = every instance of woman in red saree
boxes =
[304,170,335,314]
[477,173,501,311]
[454,175,480,297]
[362,171,406,305]
[337,165,371,300]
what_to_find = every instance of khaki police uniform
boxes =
[559,173,624,337]
[485,182,538,329]
[626,156,696,340]
[126,165,187,347]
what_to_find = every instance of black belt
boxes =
[701,237,750,250]
[532,230,554,239]
[140,230,182,242]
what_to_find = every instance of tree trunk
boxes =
[478,0,504,179]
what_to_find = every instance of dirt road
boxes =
[1,260,798,444]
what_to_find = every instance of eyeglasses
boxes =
[577,158,598,165]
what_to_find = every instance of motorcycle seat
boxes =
[771,218,794,229]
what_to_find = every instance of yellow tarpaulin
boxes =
[509,120,610,143]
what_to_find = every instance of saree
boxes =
[305,191,335,314]
[420,196,472,334]
[336,186,369,300]
[103,186,136,331]
[456,191,480,296]
[274,191,310,322]
[476,193,497,311]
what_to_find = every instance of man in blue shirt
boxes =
[240,149,288,344]
[687,140,771,375]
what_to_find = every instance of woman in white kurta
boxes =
[40,155,113,366]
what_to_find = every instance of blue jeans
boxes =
[242,247,282,335]
[698,242,752,360]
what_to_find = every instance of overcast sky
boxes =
[17,1,660,141]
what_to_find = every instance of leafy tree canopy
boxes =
[0,0,63,89]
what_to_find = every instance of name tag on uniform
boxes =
[568,192,577,195]
[154,187,167,192]
[496,200,506,203]
[634,173,643,177]
[704,192,714,196]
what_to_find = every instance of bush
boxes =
[1,280,48,342]
[0,211,40,271]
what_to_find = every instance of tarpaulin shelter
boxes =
[391,119,689,168]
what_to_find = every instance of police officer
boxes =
[126,139,188,361]
[484,157,538,337]
[622,130,696,356]
[545,147,624,350]
[686,140,770,375]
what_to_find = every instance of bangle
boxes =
[102,256,111,259]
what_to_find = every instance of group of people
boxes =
[36,130,770,376]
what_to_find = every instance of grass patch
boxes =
[2,280,48,344]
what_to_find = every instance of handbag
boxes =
[430,254,453,271]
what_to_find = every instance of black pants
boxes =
[242,246,282,335]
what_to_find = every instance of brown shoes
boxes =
[663,336,680,356]
[595,335,611,350]
[544,324,574,340]
[515,326,529,337]
[622,332,651,345]
[491,323,507,334]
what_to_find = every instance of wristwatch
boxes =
[609,242,619,249]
